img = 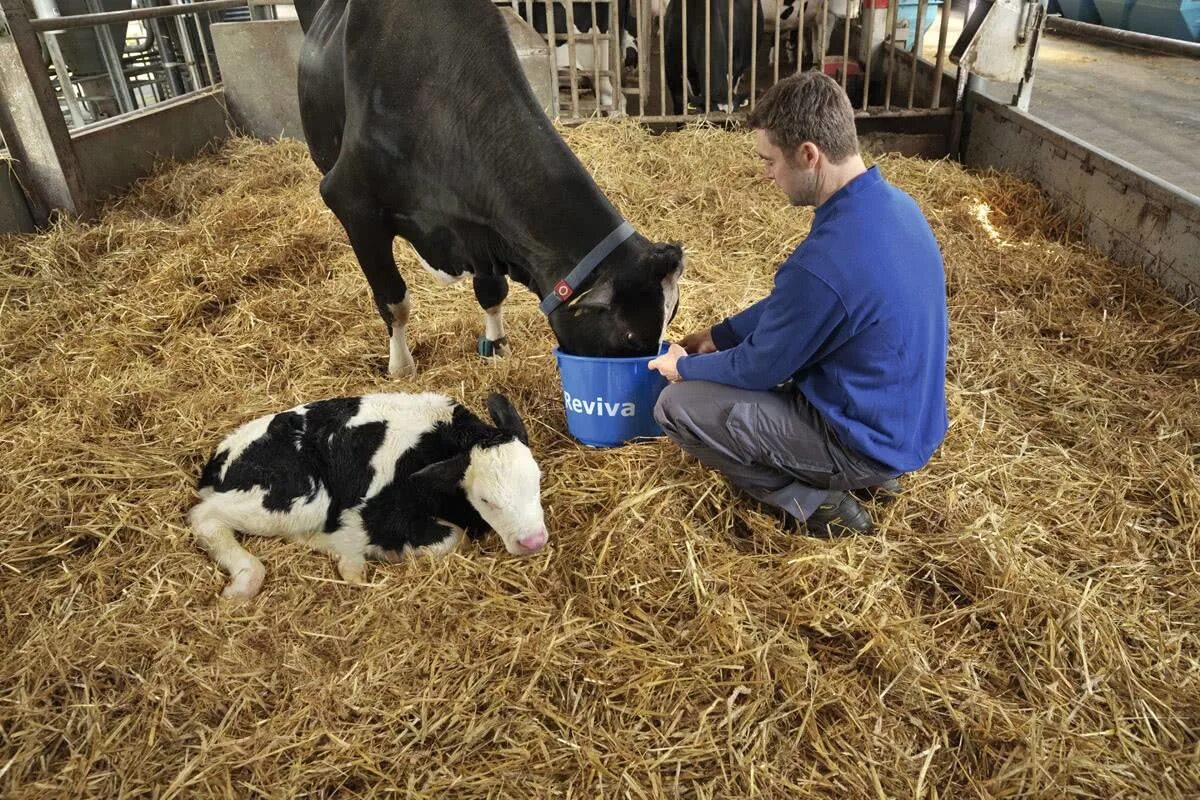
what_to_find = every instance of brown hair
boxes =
[746,72,859,163]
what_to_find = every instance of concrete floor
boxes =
[1027,35,1200,197]
[920,9,1200,197]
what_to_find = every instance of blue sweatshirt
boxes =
[676,166,948,473]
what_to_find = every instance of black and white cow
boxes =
[663,0,764,115]
[513,0,634,110]
[294,0,684,377]
[189,392,546,601]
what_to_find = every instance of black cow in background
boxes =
[664,0,763,114]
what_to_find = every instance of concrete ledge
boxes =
[211,19,306,142]
[71,90,232,203]
[963,92,1200,308]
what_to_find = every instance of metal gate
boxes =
[496,0,964,124]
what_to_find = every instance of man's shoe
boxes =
[804,491,874,538]
[852,477,903,503]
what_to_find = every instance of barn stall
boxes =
[2,1,1200,798]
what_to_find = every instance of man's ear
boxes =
[411,454,469,490]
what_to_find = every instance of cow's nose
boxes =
[518,530,547,552]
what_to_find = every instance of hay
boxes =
[1,119,1198,798]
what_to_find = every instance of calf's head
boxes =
[415,394,547,555]
[551,242,684,358]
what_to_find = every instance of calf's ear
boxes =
[486,393,529,445]
[411,454,469,489]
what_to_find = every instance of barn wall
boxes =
[210,20,307,142]
[72,90,232,204]
[0,159,35,234]
[964,93,1200,308]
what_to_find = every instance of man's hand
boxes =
[648,342,688,383]
[679,328,717,355]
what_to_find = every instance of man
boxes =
[648,71,948,538]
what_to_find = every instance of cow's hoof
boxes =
[388,357,417,378]
[336,556,366,585]
[477,336,510,359]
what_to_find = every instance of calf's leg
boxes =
[189,501,267,601]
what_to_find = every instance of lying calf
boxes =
[189,392,546,600]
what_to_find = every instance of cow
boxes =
[293,0,684,377]
[189,392,546,601]
[663,0,764,115]
[513,0,634,111]
[761,0,861,68]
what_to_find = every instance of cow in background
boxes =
[663,0,763,114]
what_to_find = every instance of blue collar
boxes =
[539,221,636,316]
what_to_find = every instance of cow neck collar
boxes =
[538,220,636,316]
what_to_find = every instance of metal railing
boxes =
[24,0,265,131]
[498,0,960,124]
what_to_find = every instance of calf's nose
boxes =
[518,529,548,553]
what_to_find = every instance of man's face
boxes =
[755,129,820,207]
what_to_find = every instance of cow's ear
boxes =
[567,279,613,311]
[411,454,469,489]
[487,393,529,445]
[642,242,684,280]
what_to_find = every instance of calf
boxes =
[189,393,546,601]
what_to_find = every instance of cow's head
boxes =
[552,242,684,357]
[414,394,547,556]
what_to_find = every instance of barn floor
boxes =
[1,121,1198,798]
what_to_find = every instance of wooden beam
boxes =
[0,0,92,224]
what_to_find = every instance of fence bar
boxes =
[589,0,601,114]
[749,0,758,109]
[817,0,828,75]
[772,0,781,84]
[704,0,711,113]
[565,1,580,117]
[795,0,804,74]
[658,0,667,114]
[726,0,734,111]
[907,0,928,107]
[861,0,874,109]
[931,0,951,107]
[544,0,558,117]
[200,10,220,86]
[30,0,246,32]
[884,0,899,109]
[170,0,204,91]
[681,0,688,116]
[841,0,852,91]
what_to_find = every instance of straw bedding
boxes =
[1,120,1197,798]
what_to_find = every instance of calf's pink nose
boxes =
[518,530,547,552]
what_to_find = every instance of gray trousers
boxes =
[654,380,898,521]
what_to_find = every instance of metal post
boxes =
[884,0,899,109]
[907,0,928,107]
[841,0,852,90]
[0,0,92,222]
[726,0,733,111]
[748,0,756,109]
[29,0,88,127]
[861,0,875,109]
[85,0,135,113]
[169,0,202,89]
[930,0,950,106]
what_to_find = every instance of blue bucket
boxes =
[553,342,670,448]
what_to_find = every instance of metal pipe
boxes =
[565,0,580,118]
[841,0,852,91]
[657,0,666,114]
[861,0,875,110]
[1045,14,1200,59]
[704,0,711,113]
[169,0,203,89]
[772,0,780,85]
[29,0,89,127]
[931,0,950,106]
[680,0,688,116]
[795,0,804,74]
[907,0,927,107]
[544,0,558,118]
[199,9,219,85]
[589,0,601,114]
[726,0,733,111]
[817,0,828,74]
[29,0,247,32]
[748,0,757,109]
[884,0,899,109]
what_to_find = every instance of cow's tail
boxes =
[293,0,323,32]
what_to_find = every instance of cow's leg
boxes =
[319,173,416,378]
[189,501,267,602]
[473,273,511,359]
